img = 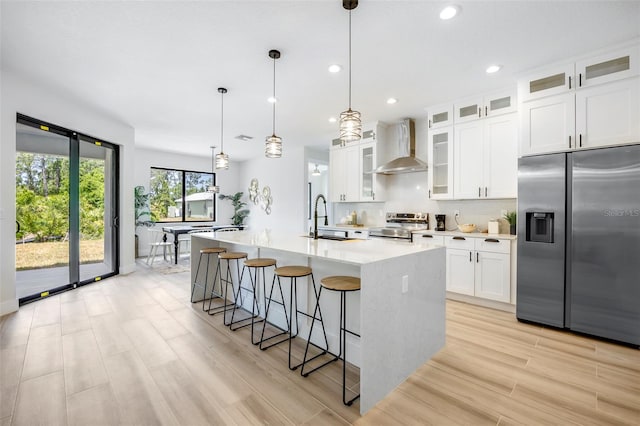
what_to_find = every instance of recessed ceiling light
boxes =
[267,96,277,103]
[439,5,460,20]
[328,64,342,73]
[486,64,502,74]
[386,98,398,105]
[328,117,337,123]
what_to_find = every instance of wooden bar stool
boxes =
[259,265,329,371]
[300,275,361,406]
[207,251,248,322]
[228,258,277,344]
[191,247,226,311]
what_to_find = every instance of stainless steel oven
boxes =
[369,213,429,242]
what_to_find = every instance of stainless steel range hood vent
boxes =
[375,119,427,175]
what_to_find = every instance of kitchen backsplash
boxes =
[331,171,516,234]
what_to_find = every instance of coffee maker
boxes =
[435,214,446,231]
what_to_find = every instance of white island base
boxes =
[190,230,445,415]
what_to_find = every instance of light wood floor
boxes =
[1,264,638,425]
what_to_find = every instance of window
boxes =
[149,167,216,222]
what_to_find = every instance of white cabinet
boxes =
[519,43,640,156]
[455,90,517,123]
[454,113,517,199]
[444,235,511,303]
[427,126,454,200]
[427,103,454,129]
[329,122,386,202]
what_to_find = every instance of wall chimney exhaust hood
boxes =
[375,119,427,174]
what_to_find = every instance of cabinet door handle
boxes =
[485,106,488,116]
[453,236,466,241]
[579,134,582,148]
[478,187,481,197]
[428,119,432,129]
[476,252,479,263]
[484,238,500,243]
[569,135,572,148]
[423,234,433,239]
[428,189,431,199]
[579,73,582,87]
[478,107,481,118]
[485,187,488,197]
[569,76,572,89]
[469,251,472,262]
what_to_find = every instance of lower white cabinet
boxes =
[444,235,511,303]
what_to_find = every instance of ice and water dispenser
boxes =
[526,212,554,243]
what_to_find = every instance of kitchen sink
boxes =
[302,235,357,241]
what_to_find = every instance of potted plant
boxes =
[134,186,154,257]
[504,211,517,235]
[219,192,250,226]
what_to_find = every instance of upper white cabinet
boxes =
[329,122,386,202]
[427,126,454,200]
[427,103,454,129]
[454,113,518,199]
[455,90,517,123]
[519,42,640,156]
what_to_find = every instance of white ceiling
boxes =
[2,1,639,161]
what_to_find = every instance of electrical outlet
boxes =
[402,275,409,293]
[454,210,460,217]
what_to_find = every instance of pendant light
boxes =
[207,146,220,193]
[312,164,321,176]
[339,0,362,143]
[215,87,230,169]
[265,49,282,158]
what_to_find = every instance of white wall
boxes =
[238,144,307,233]
[133,147,241,256]
[0,70,135,315]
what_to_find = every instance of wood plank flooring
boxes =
[1,263,638,425]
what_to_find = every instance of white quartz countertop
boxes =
[413,229,517,240]
[193,230,441,265]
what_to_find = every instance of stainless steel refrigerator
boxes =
[517,144,640,346]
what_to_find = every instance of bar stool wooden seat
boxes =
[300,275,361,406]
[228,257,277,343]
[259,265,329,371]
[207,251,248,322]
[191,247,226,311]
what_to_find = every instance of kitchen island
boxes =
[190,230,445,414]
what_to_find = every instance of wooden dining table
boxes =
[161,224,245,264]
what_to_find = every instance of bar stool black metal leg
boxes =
[259,275,290,350]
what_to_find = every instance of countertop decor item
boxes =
[458,223,476,233]
[216,87,230,169]
[218,192,249,226]
[265,49,283,158]
[339,0,362,143]
[504,211,516,235]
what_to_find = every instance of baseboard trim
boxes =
[446,292,515,313]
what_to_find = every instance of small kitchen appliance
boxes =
[435,214,446,231]
[369,213,429,241]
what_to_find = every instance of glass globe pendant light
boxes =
[339,0,362,143]
[215,87,230,169]
[265,49,283,158]
[207,146,220,193]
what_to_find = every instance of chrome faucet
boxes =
[314,194,328,239]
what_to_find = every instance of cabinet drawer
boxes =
[415,234,445,245]
[475,237,510,254]
[444,235,475,250]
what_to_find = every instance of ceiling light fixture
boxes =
[328,64,342,73]
[208,146,220,193]
[265,49,283,158]
[439,5,460,20]
[386,97,398,104]
[312,164,321,176]
[339,0,362,143]
[215,88,230,170]
[486,64,502,74]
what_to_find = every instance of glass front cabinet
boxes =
[428,126,454,200]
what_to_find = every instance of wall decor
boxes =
[248,178,260,204]
[248,179,273,215]
[261,186,273,215]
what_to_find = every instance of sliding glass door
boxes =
[15,115,119,303]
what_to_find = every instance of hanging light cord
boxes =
[272,56,276,135]
[348,8,352,109]
[220,92,224,152]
